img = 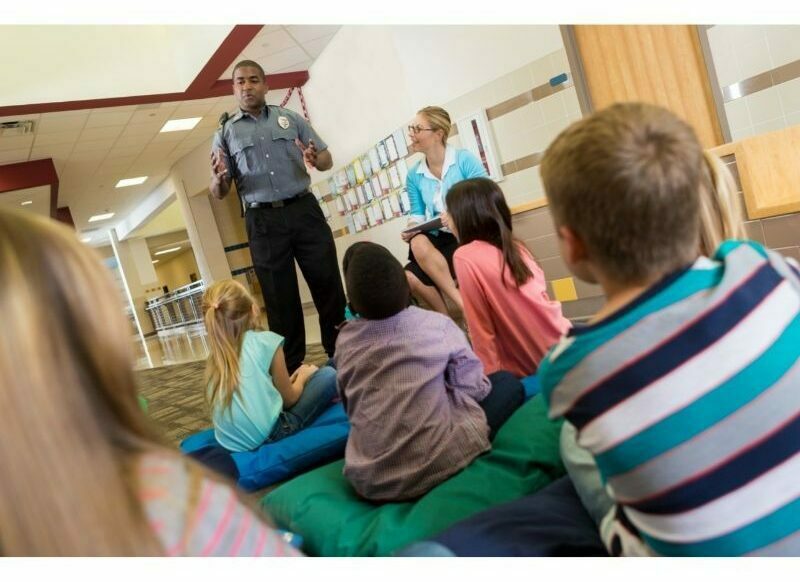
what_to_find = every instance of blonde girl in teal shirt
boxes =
[203,280,337,452]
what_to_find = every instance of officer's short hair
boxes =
[232,60,266,80]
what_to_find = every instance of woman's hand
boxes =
[440,211,451,230]
[401,221,420,242]
[401,230,419,243]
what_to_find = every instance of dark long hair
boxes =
[446,177,533,287]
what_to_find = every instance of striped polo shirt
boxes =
[539,240,800,556]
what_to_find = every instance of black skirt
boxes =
[404,230,459,287]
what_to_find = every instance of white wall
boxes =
[390,25,564,110]
[708,25,800,140]
[295,25,563,172]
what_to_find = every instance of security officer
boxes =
[210,59,345,372]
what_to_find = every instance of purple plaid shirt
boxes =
[334,307,491,501]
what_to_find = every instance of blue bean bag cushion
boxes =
[180,403,349,491]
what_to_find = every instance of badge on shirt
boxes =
[278,116,290,129]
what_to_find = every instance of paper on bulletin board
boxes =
[347,188,359,208]
[356,184,368,206]
[345,214,356,235]
[366,205,378,227]
[368,147,381,172]
[384,135,399,162]
[342,192,353,212]
[355,209,368,231]
[389,192,402,216]
[328,177,339,196]
[335,170,349,192]
[335,196,346,216]
[320,200,331,219]
[381,198,394,221]
[393,128,409,158]
[396,158,408,184]
[361,154,373,178]
[345,164,358,188]
[377,141,389,168]
[378,169,391,194]
[372,202,385,224]
[399,188,411,214]
[388,165,402,189]
[370,175,382,199]
[364,180,375,201]
[353,158,366,184]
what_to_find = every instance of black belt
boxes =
[245,192,309,209]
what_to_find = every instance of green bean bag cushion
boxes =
[261,395,565,556]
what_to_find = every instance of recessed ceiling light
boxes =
[154,246,181,256]
[20,200,33,206]
[81,236,92,243]
[115,177,148,188]
[151,260,159,264]
[160,117,202,133]
[88,212,115,223]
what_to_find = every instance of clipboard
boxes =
[402,216,442,235]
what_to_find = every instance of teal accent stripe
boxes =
[539,266,723,406]
[715,239,767,260]
[595,314,800,477]
[642,494,800,556]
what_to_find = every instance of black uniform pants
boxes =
[245,192,346,371]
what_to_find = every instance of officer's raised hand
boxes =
[210,148,229,181]
[295,138,318,168]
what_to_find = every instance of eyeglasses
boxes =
[407,125,436,135]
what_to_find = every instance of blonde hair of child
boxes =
[203,280,264,410]
[698,151,747,255]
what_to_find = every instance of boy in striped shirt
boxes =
[538,103,800,556]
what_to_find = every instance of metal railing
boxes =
[145,280,205,332]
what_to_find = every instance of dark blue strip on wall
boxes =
[231,266,254,276]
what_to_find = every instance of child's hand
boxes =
[291,364,319,385]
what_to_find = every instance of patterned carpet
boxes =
[135,343,329,448]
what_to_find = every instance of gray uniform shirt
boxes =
[212,105,328,204]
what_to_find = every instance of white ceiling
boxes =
[0,26,233,107]
[0,185,50,217]
[0,24,340,246]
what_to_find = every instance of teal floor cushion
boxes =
[261,395,564,556]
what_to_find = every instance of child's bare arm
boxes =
[269,347,317,409]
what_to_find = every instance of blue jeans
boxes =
[266,365,338,443]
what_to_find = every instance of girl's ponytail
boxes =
[203,280,262,410]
